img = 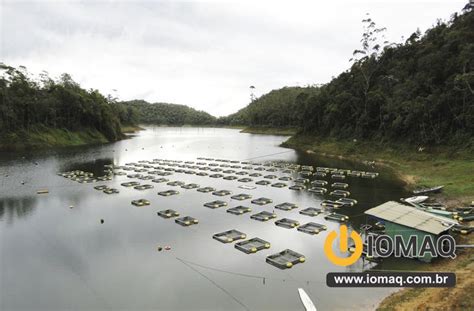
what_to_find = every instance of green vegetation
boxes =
[123,100,216,126]
[218,86,319,127]
[0,64,138,149]
[283,135,474,201]
[223,10,474,147]
[0,125,108,150]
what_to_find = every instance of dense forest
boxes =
[217,86,319,127]
[122,100,216,125]
[224,10,474,146]
[0,64,138,142]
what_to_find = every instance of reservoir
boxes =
[0,127,416,310]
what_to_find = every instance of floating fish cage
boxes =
[209,174,224,178]
[212,190,232,196]
[227,206,252,215]
[251,197,273,205]
[204,200,228,209]
[249,173,263,177]
[266,249,305,269]
[181,183,200,189]
[330,190,350,197]
[131,199,151,207]
[196,172,209,176]
[275,202,298,211]
[175,216,199,226]
[263,175,277,179]
[238,178,253,183]
[331,182,349,189]
[251,211,277,222]
[103,188,119,194]
[321,200,344,208]
[134,184,154,190]
[336,198,358,206]
[156,171,173,176]
[299,207,322,216]
[231,193,252,201]
[138,175,154,181]
[324,212,349,222]
[158,189,179,196]
[235,237,271,254]
[301,165,313,171]
[94,185,109,191]
[114,171,126,176]
[212,229,247,243]
[210,168,223,172]
[255,180,271,186]
[271,182,287,188]
[157,209,180,218]
[294,178,309,184]
[152,178,169,183]
[197,187,216,193]
[275,218,300,229]
[297,222,327,234]
[236,171,249,175]
[331,174,346,180]
[223,175,238,181]
[121,181,140,187]
[361,172,379,179]
[127,174,143,179]
[289,184,305,191]
[239,185,256,190]
[279,176,293,181]
[308,187,327,194]
[311,180,328,187]
[314,172,327,178]
[167,181,185,187]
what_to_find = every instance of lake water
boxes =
[0,127,416,311]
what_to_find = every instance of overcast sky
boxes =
[1,0,467,116]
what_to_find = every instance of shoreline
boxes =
[282,134,473,310]
[0,125,146,152]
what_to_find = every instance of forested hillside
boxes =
[218,87,319,127]
[123,100,216,125]
[0,64,137,143]
[224,10,474,146]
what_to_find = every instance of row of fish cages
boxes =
[58,170,113,183]
[300,167,379,179]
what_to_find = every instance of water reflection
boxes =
[0,196,37,223]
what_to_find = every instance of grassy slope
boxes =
[0,126,109,150]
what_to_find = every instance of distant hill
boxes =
[122,100,216,126]
[218,86,320,127]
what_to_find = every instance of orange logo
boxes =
[324,225,363,266]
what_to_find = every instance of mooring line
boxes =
[176,257,251,311]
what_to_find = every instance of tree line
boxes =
[122,100,216,126]
[0,64,138,141]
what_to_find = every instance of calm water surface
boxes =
[0,127,418,311]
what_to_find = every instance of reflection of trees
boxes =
[58,158,114,177]
[0,196,37,224]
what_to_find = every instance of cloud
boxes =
[1,0,466,116]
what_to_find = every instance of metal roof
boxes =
[365,201,457,235]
